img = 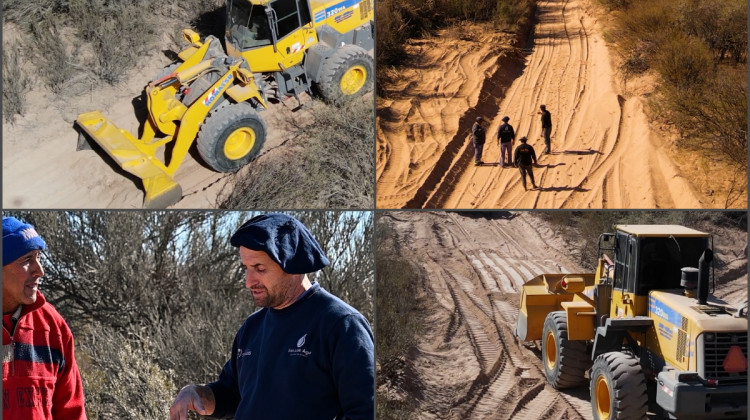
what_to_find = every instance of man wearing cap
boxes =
[496,116,516,167]
[169,214,374,420]
[471,116,487,165]
[2,216,87,420]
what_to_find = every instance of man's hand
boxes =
[169,384,216,420]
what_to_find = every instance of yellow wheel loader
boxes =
[76,0,374,208]
[515,225,747,420]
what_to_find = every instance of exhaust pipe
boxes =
[697,249,713,305]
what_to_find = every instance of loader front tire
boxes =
[197,103,266,172]
[541,311,591,389]
[317,45,373,103]
[590,352,648,420]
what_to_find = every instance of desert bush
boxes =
[67,0,158,84]
[220,97,374,209]
[677,0,747,63]
[2,0,68,28]
[604,0,747,180]
[653,33,713,88]
[654,63,747,168]
[77,324,176,420]
[376,0,535,83]
[375,215,422,418]
[25,18,78,94]
[2,41,30,123]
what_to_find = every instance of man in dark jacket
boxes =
[539,104,552,153]
[471,117,486,165]
[170,214,374,420]
[513,136,538,190]
[2,216,87,420]
[496,115,515,167]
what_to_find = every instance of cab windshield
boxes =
[227,1,272,49]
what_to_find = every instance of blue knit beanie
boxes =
[3,216,46,266]
[230,214,330,274]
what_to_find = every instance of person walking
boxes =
[2,216,88,420]
[513,136,538,190]
[169,214,374,420]
[496,116,515,166]
[539,104,552,154]
[471,117,486,165]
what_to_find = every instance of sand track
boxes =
[383,211,747,419]
[388,211,591,419]
[376,0,706,209]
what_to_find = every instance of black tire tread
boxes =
[542,311,591,389]
[196,103,266,172]
[590,352,648,420]
[317,44,373,103]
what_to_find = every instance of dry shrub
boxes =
[220,97,374,209]
[376,0,535,93]
[653,34,713,88]
[2,41,30,123]
[654,63,747,168]
[26,18,78,94]
[605,0,747,187]
[374,216,422,418]
[77,325,176,420]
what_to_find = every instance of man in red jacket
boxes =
[2,216,87,420]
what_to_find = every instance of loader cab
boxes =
[226,0,315,72]
[610,225,711,317]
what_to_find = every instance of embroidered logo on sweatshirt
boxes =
[288,333,311,357]
[237,349,252,359]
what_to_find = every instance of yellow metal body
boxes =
[226,0,374,71]
[515,273,596,341]
[76,0,373,207]
[643,291,746,373]
[76,31,266,208]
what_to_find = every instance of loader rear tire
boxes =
[196,103,266,172]
[590,352,647,420]
[317,45,373,103]
[542,311,591,389]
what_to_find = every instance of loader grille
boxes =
[701,331,748,386]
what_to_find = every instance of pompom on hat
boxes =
[230,214,330,274]
[3,216,46,266]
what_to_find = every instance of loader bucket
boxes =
[76,111,183,208]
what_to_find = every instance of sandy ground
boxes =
[378,211,747,419]
[376,0,723,209]
[2,36,354,209]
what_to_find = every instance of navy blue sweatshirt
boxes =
[207,283,374,419]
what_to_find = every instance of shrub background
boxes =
[4,211,374,419]
[599,0,747,177]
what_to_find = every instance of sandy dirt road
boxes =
[379,211,747,419]
[376,0,707,209]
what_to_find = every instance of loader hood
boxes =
[649,290,747,332]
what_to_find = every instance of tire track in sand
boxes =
[378,0,704,209]
[390,212,591,419]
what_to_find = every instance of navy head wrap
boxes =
[3,216,46,266]
[230,214,330,274]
